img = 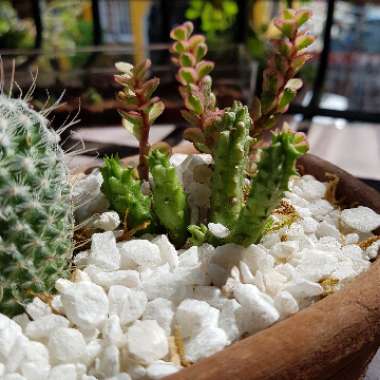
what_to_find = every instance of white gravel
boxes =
[1,154,379,379]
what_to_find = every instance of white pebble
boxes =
[95,344,120,378]
[239,262,256,285]
[60,281,109,330]
[142,298,175,336]
[21,362,50,380]
[176,299,219,338]
[25,298,51,320]
[25,314,70,340]
[302,217,319,234]
[12,313,30,331]
[233,284,279,333]
[316,221,341,240]
[365,240,380,260]
[108,286,147,326]
[48,364,77,380]
[243,244,274,274]
[51,296,64,314]
[0,313,22,362]
[344,233,360,245]
[4,375,27,380]
[48,327,86,364]
[274,291,299,317]
[341,206,380,233]
[270,241,299,260]
[102,315,126,347]
[90,231,121,270]
[184,327,228,363]
[126,320,168,364]
[146,361,181,379]
[208,223,230,239]
[296,176,326,201]
[92,211,120,231]
[285,279,323,300]
[83,339,103,366]
[152,235,179,269]
[85,265,140,289]
[5,334,29,373]
[218,299,242,342]
[190,286,226,309]
[118,240,161,270]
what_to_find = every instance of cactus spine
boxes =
[148,149,189,246]
[0,95,73,316]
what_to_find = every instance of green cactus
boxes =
[229,130,308,246]
[100,156,153,230]
[0,95,73,316]
[148,149,189,247]
[210,102,253,229]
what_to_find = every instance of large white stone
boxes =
[21,362,50,380]
[60,281,109,329]
[91,211,120,231]
[0,313,22,362]
[243,245,274,274]
[118,240,161,270]
[341,206,380,233]
[5,334,29,373]
[218,299,242,342]
[184,327,228,363]
[152,235,179,269]
[189,286,226,309]
[84,265,140,289]
[25,314,70,340]
[176,299,219,338]
[270,241,299,260]
[233,283,279,333]
[95,344,120,378]
[146,361,181,379]
[102,315,126,347]
[90,231,121,270]
[208,223,230,239]
[295,175,326,201]
[142,298,175,336]
[126,320,169,364]
[316,221,341,240]
[83,339,103,367]
[274,291,299,318]
[48,327,86,364]
[284,279,323,300]
[3,374,27,380]
[108,285,147,326]
[25,298,51,320]
[48,364,77,380]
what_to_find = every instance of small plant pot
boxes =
[157,153,380,380]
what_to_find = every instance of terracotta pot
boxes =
[159,153,379,380]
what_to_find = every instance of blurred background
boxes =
[0,0,379,190]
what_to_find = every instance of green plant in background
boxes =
[186,0,238,42]
[0,92,73,316]
[101,8,314,248]
[0,1,34,49]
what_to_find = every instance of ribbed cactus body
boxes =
[148,149,189,247]
[0,95,73,316]
[230,131,308,246]
[100,157,153,230]
[210,102,252,229]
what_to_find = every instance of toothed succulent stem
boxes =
[210,102,253,229]
[0,95,73,316]
[100,156,153,230]
[229,130,308,246]
[148,149,189,247]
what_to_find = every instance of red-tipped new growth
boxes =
[170,21,223,152]
[252,9,315,138]
[115,60,165,180]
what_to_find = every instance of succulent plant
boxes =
[100,156,154,231]
[102,7,313,250]
[210,102,253,229]
[251,8,315,139]
[229,130,309,246]
[115,60,165,180]
[0,94,73,316]
[148,148,189,246]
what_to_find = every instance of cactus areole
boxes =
[0,95,73,316]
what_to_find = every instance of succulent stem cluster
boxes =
[102,8,314,248]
